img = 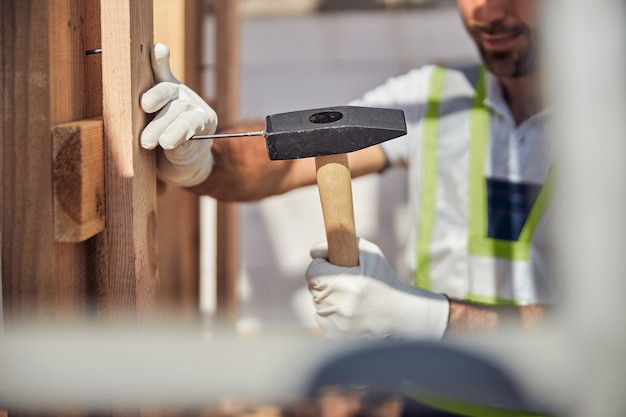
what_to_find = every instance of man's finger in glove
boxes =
[142,100,212,150]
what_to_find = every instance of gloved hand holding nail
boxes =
[306,238,450,340]
[140,43,218,187]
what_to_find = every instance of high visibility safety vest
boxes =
[355,65,555,415]
[355,63,555,305]
[407,67,555,416]
[405,65,554,306]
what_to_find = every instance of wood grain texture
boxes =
[49,0,87,123]
[315,154,359,267]
[156,186,201,317]
[83,0,103,118]
[1,0,57,322]
[154,0,201,319]
[49,0,103,319]
[52,119,105,243]
[101,0,158,319]
[214,0,242,323]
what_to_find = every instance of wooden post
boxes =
[214,0,241,324]
[49,0,104,320]
[3,0,160,323]
[100,0,158,319]
[1,0,57,324]
[153,0,202,319]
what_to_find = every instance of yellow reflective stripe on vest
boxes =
[403,385,551,417]
[415,66,554,290]
[415,66,446,290]
[467,69,554,261]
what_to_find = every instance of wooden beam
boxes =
[83,0,103,119]
[101,0,158,318]
[49,0,103,320]
[52,118,105,243]
[154,0,202,319]
[183,0,202,90]
[1,0,57,323]
[214,0,242,324]
[153,0,186,76]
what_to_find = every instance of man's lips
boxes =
[478,30,522,51]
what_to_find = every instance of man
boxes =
[140,0,553,340]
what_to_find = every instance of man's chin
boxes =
[482,51,536,78]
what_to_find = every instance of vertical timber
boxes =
[1,0,56,325]
[101,0,158,319]
[214,0,241,324]
[49,0,103,320]
[153,0,202,320]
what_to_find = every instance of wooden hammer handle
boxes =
[315,153,359,267]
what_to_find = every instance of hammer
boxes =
[192,105,407,267]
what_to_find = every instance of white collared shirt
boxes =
[350,65,556,304]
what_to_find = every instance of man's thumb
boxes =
[151,43,177,83]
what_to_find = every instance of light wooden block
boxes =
[52,118,105,242]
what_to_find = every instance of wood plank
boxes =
[1,0,56,324]
[0,0,5,333]
[52,118,105,243]
[214,0,242,324]
[83,0,103,118]
[153,0,185,76]
[49,0,87,123]
[154,0,202,319]
[183,0,202,90]
[101,0,158,319]
[156,187,201,317]
[80,0,109,319]
[49,0,101,319]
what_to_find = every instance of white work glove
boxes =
[306,238,449,340]
[140,43,218,187]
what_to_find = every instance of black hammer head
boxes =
[264,106,407,160]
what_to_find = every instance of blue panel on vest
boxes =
[486,179,542,241]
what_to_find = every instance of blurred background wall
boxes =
[199,1,479,332]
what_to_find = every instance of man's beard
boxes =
[467,19,538,78]
[478,37,538,78]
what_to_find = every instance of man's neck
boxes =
[498,74,543,125]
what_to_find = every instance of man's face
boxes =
[457,0,538,78]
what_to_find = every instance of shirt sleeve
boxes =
[348,66,435,167]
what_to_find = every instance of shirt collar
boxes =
[483,71,552,126]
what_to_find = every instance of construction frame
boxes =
[1,0,241,329]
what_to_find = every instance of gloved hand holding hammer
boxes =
[306,238,450,340]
